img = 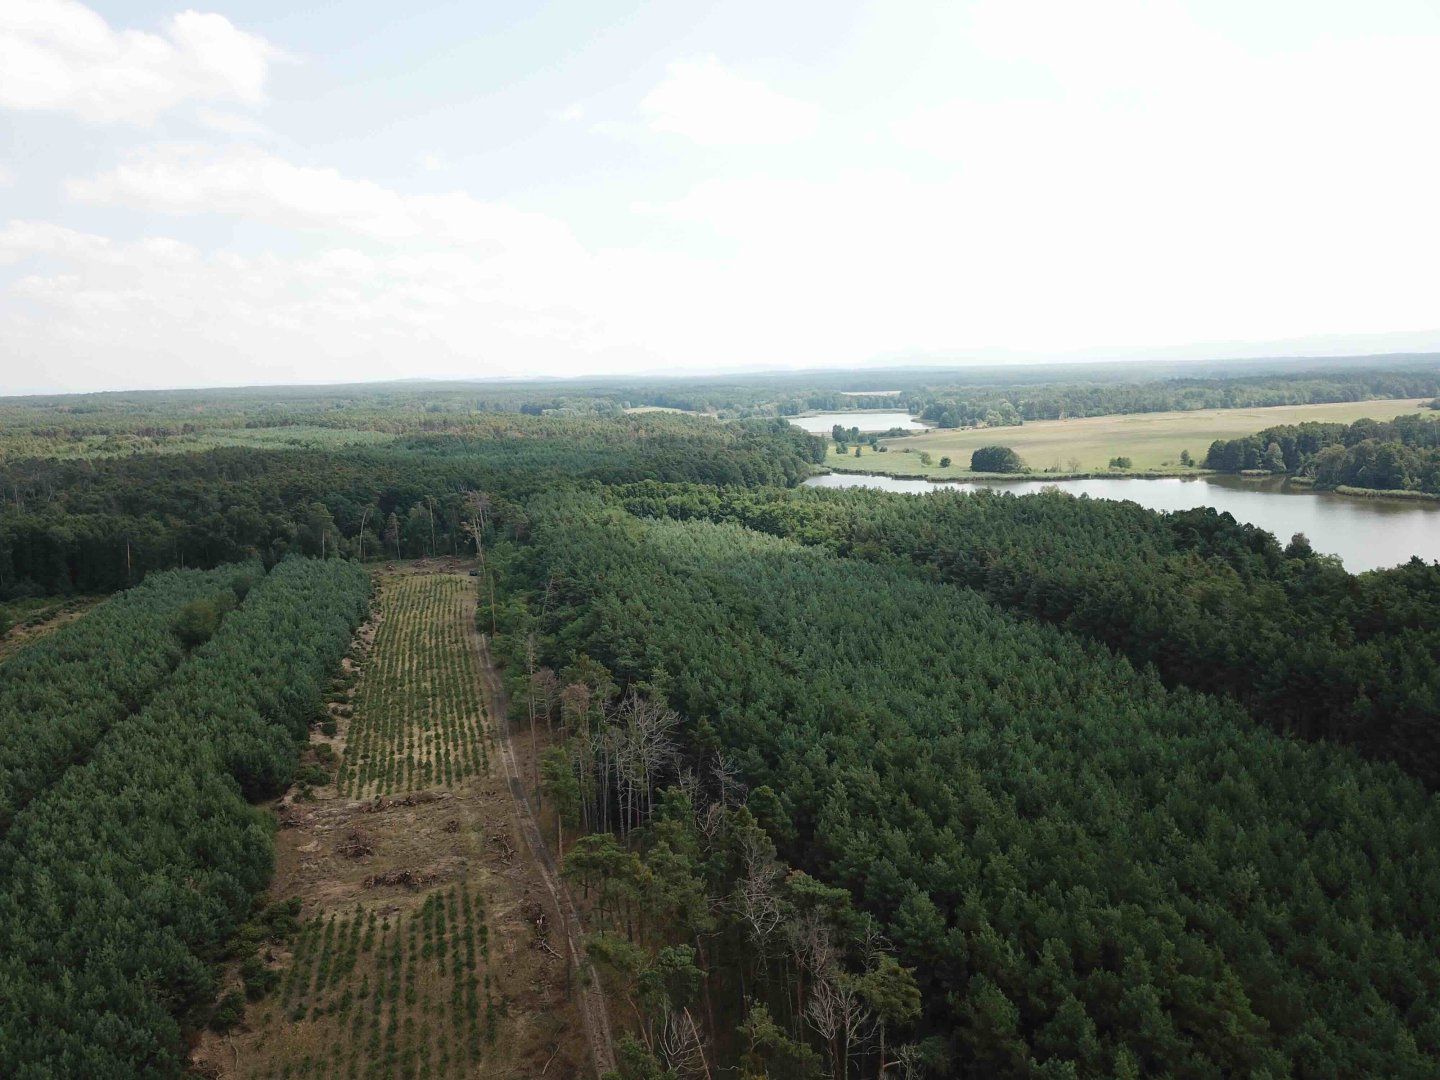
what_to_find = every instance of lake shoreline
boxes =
[811,466,1440,504]
[800,470,1440,572]
[788,410,929,434]
[812,465,1214,483]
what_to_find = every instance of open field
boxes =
[192,565,591,1080]
[827,397,1435,476]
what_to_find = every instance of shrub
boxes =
[242,954,281,1001]
[970,446,1024,472]
[297,762,331,788]
[173,594,233,649]
[210,990,246,1032]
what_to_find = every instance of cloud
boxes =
[0,0,279,125]
[638,57,819,146]
[0,217,660,391]
[68,144,583,262]
[549,103,584,123]
[0,220,111,265]
[0,164,13,187]
[194,107,271,138]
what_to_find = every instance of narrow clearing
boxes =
[193,563,596,1079]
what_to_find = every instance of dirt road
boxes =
[474,630,617,1078]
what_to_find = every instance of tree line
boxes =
[1205,412,1440,494]
[0,414,823,597]
[911,369,1440,429]
[4,365,1437,459]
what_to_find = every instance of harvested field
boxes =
[827,397,1435,476]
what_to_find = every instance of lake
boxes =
[788,411,925,434]
[802,472,1440,573]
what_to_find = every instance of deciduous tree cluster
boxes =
[1206,412,1440,493]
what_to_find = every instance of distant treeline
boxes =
[0,414,822,597]
[612,481,1440,786]
[907,369,1440,429]
[4,361,1438,457]
[641,367,1440,428]
[1206,412,1440,493]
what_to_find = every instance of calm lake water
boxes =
[788,411,925,434]
[802,472,1440,573]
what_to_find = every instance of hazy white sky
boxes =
[2,0,1439,393]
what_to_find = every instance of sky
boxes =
[2,0,1440,394]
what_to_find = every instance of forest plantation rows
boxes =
[500,492,1440,1077]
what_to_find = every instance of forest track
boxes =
[473,628,617,1079]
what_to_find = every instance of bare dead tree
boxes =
[461,490,496,633]
[357,505,372,562]
[533,667,560,734]
[606,692,681,836]
[858,915,893,968]
[525,635,541,794]
[893,1042,928,1079]
[627,692,681,825]
[695,798,728,846]
[732,828,785,963]
[541,567,560,620]
[787,910,836,1026]
[710,751,748,808]
[599,723,617,834]
[807,973,876,1080]
[855,916,903,1076]
[658,1007,712,1080]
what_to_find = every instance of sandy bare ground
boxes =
[0,597,100,662]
